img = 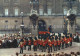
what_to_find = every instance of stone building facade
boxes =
[0,0,80,35]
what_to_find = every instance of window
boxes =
[64,8,67,15]
[4,0,9,3]
[5,20,8,29]
[39,9,43,15]
[48,9,52,15]
[5,25,8,29]
[5,9,8,16]
[15,20,18,23]
[14,8,18,16]
[64,0,76,2]
[5,20,8,23]
[14,0,19,3]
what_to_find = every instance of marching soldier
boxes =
[28,38,31,51]
[42,39,46,52]
[48,40,52,53]
[65,37,69,48]
[23,38,27,50]
[44,38,48,49]
[52,38,54,50]
[67,37,70,47]
[54,39,57,51]
[39,39,43,50]
[37,38,40,49]
[19,41,24,53]
[64,36,67,48]
[33,39,37,51]
[57,39,61,50]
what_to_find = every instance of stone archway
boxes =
[38,20,47,31]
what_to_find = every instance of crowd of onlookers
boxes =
[15,52,80,56]
[0,37,21,48]
[73,34,80,43]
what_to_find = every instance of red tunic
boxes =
[52,40,54,45]
[33,40,37,46]
[48,41,52,47]
[24,40,27,45]
[65,38,70,44]
[64,37,67,43]
[28,40,31,45]
[69,37,72,42]
[57,40,61,45]
[54,40,57,46]
[45,39,48,44]
[38,40,40,45]
[42,41,46,46]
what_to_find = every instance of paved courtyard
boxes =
[0,42,80,56]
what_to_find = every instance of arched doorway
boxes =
[38,20,46,31]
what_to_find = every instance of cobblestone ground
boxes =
[0,42,80,56]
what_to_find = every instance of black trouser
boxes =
[42,46,46,52]
[70,41,72,46]
[48,46,52,53]
[28,45,31,51]
[54,45,57,51]
[37,44,40,48]
[40,45,42,50]
[24,45,26,50]
[65,43,68,48]
[62,43,64,49]
[53,45,54,50]
[58,45,60,50]
[33,45,37,51]
[20,47,23,53]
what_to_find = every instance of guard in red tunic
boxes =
[45,38,48,49]
[39,39,43,50]
[67,37,70,47]
[37,38,40,49]
[42,39,46,52]
[23,39,27,50]
[57,39,61,50]
[65,37,70,48]
[52,39,54,49]
[48,40,52,53]
[19,41,24,53]
[64,37,67,48]
[54,39,57,51]
[28,39,31,51]
[33,39,37,51]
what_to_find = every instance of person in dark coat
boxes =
[13,38,18,48]
[54,39,57,51]
[28,38,31,51]
[33,39,37,51]
[48,40,52,53]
